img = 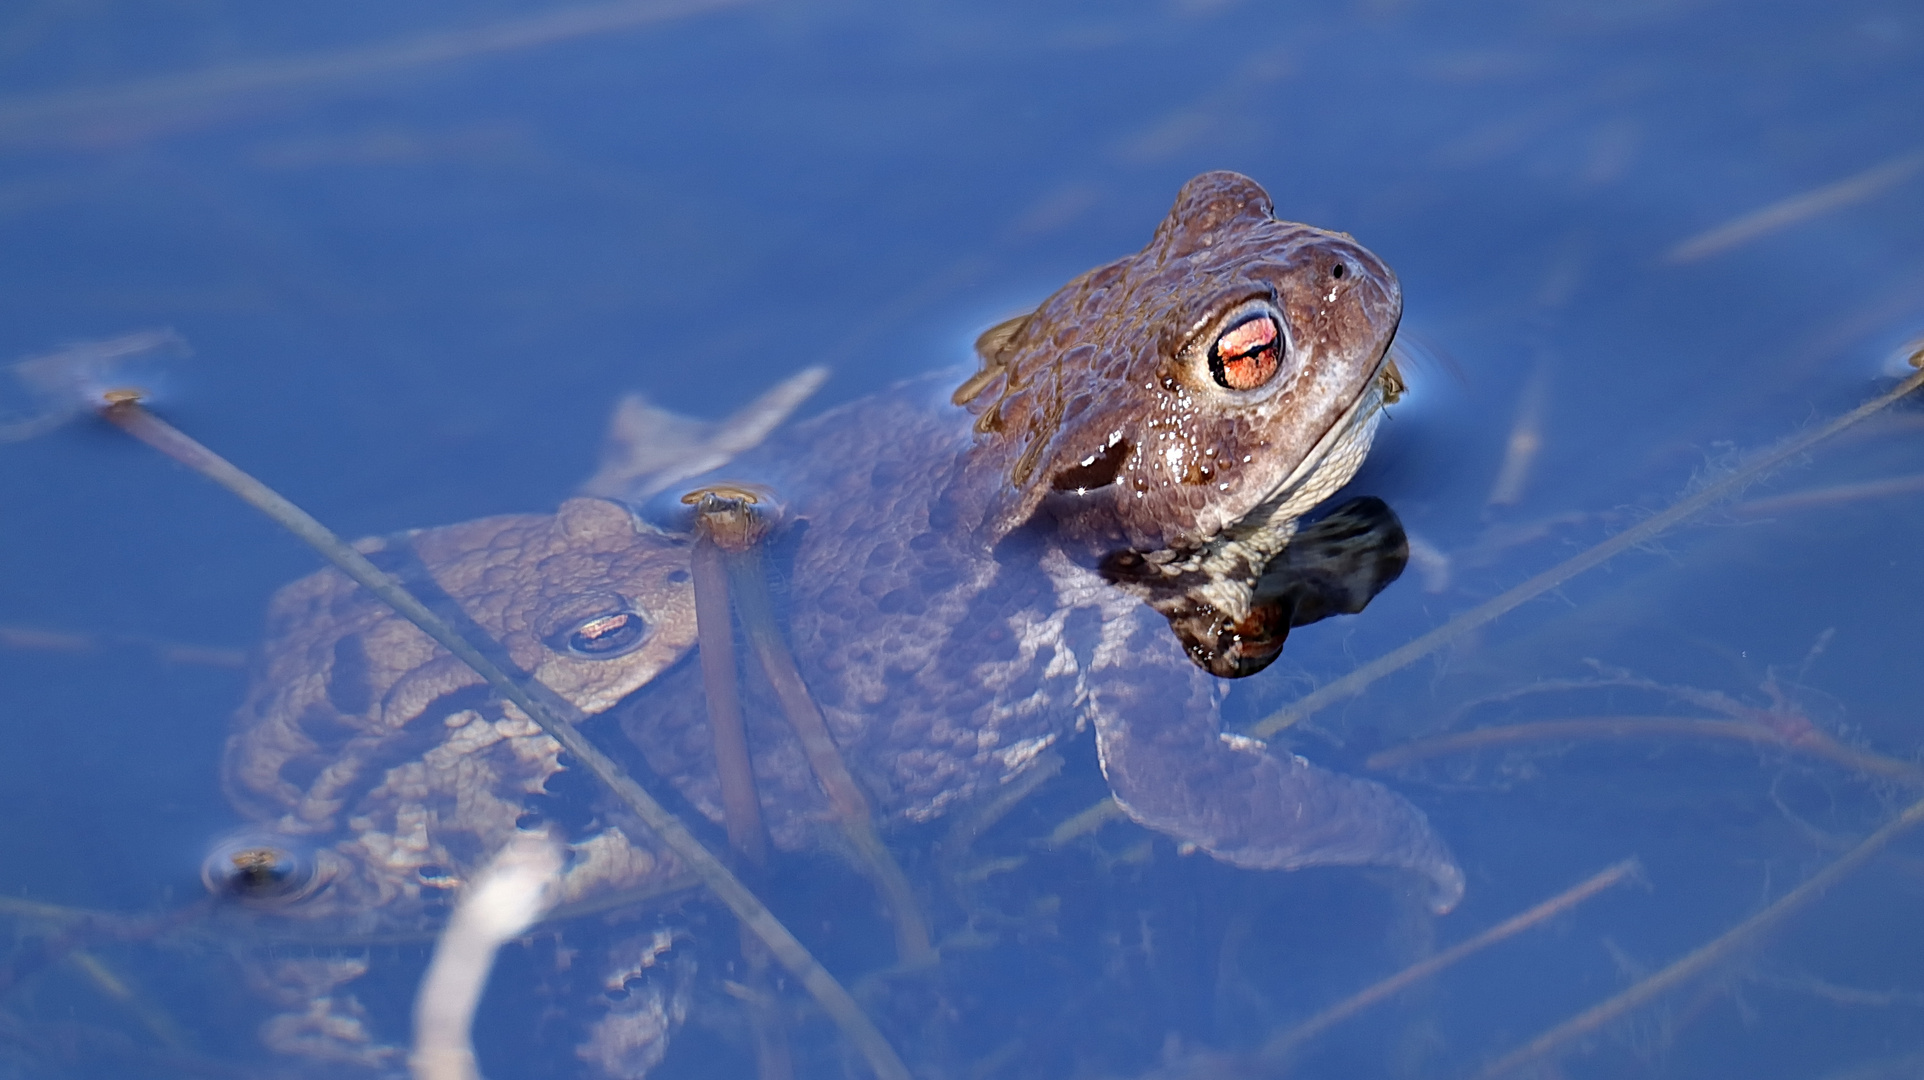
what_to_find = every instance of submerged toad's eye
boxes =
[1207,313,1283,391]
[203,832,322,905]
[538,591,650,658]
[567,611,647,656]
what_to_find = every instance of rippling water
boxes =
[2,2,1922,1077]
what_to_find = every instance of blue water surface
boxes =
[2,1,1922,1077]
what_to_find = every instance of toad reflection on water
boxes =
[219,171,1461,1073]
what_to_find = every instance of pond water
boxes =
[2,1,1922,1077]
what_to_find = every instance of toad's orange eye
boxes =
[1208,315,1282,391]
[537,591,651,659]
[569,611,647,656]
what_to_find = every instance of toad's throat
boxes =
[1093,346,1399,678]
[1125,346,1395,593]
[1226,362,1390,560]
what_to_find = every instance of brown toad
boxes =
[614,171,1462,908]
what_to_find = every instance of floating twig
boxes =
[0,899,210,1006]
[0,896,101,924]
[1264,858,1640,1060]
[94,394,910,1080]
[1480,793,1924,1077]
[1253,363,1924,739]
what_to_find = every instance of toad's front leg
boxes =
[1089,618,1464,913]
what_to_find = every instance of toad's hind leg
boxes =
[1090,621,1465,913]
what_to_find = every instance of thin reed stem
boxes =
[1365,717,1924,786]
[690,528,771,865]
[1480,794,1924,1077]
[727,543,937,966]
[1264,859,1640,1059]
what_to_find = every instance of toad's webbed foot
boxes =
[1091,626,1464,913]
[577,930,693,1080]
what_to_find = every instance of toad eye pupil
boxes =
[1207,314,1283,392]
[568,611,646,655]
[1331,262,1346,279]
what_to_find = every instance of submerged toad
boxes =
[219,370,826,927]
[617,171,1461,906]
[212,377,829,1073]
[213,499,700,1072]
[220,497,692,922]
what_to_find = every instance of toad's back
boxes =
[625,381,1090,828]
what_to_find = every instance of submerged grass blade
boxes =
[67,949,191,1052]
[1253,364,1924,739]
[1479,793,1924,1077]
[1043,796,1124,850]
[1366,716,1924,786]
[95,396,911,1080]
[1264,858,1640,1060]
